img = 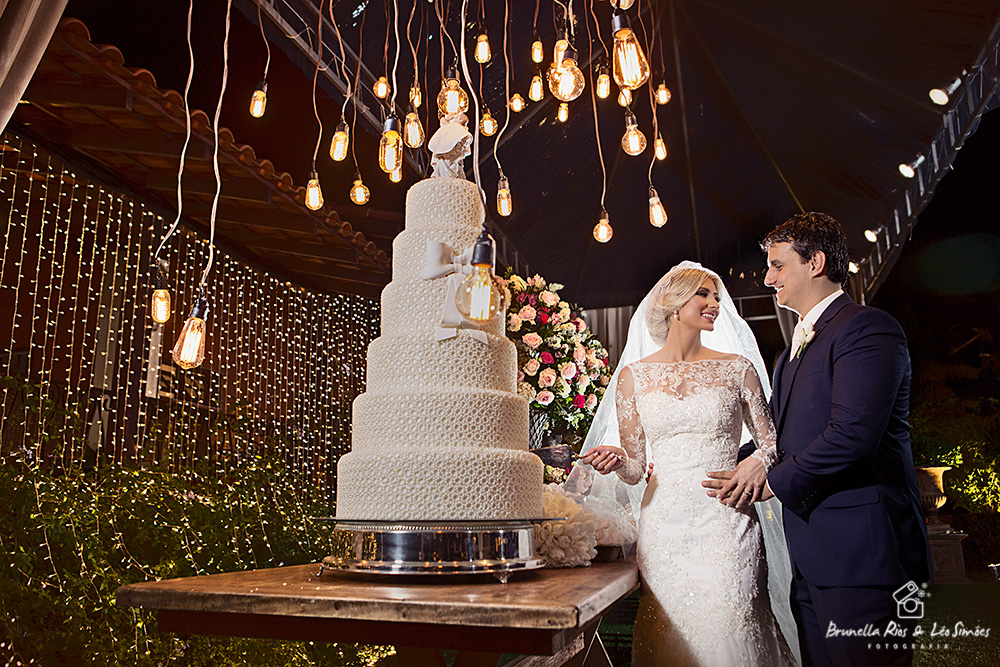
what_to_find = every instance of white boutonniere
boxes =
[795,324,816,358]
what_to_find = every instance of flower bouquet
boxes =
[500,272,614,447]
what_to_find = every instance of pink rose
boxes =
[535,390,555,406]
[586,394,599,410]
[540,351,554,364]
[518,305,536,321]
[559,361,578,380]
[539,290,559,307]
[508,313,522,332]
[538,368,557,387]
[573,346,586,363]
[524,358,541,375]
[600,375,610,386]
[517,370,525,383]
[522,332,543,348]
[572,394,586,409]
[576,374,590,390]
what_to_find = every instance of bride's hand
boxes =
[580,446,626,474]
[705,457,767,509]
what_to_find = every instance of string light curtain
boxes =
[0,133,378,500]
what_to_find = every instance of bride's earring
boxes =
[673,311,680,320]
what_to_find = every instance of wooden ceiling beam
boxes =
[25,81,133,111]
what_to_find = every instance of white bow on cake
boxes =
[421,240,489,344]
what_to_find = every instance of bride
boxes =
[580,261,798,666]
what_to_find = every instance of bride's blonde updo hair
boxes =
[645,266,722,343]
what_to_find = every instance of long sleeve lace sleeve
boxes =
[615,365,647,485]
[741,361,780,472]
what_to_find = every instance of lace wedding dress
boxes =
[616,357,796,667]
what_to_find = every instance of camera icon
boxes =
[893,581,925,619]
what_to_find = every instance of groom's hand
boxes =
[704,458,768,508]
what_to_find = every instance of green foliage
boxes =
[0,379,393,666]
[910,361,1000,512]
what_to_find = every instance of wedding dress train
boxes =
[616,357,796,667]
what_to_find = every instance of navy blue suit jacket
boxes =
[765,293,930,587]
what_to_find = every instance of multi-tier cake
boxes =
[335,176,543,520]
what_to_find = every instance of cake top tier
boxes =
[405,177,485,233]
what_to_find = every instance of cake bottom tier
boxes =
[335,447,544,520]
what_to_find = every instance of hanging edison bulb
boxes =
[531,36,544,64]
[622,110,646,155]
[378,116,403,173]
[547,47,586,102]
[557,102,569,123]
[617,87,632,107]
[596,67,612,99]
[305,170,324,210]
[171,297,209,370]
[509,93,526,112]
[481,107,498,136]
[611,0,635,9]
[474,32,491,63]
[151,278,171,324]
[456,233,502,322]
[373,76,390,99]
[648,186,668,227]
[497,176,512,216]
[594,210,613,243]
[403,109,425,148]
[329,121,349,162]
[350,175,370,205]
[409,81,422,108]
[611,10,650,90]
[437,66,470,117]
[529,70,545,102]
[249,81,267,118]
[655,83,672,105]
[654,135,668,161]
[389,166,402,183]
[553,34,569,70]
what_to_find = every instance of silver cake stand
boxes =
[315,517,560,583]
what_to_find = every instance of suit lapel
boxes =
[774,293,853,437]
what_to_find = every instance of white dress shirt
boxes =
[789,289,844,361]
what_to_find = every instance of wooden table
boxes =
[116,560,639,667]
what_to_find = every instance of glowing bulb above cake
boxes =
[305,170,324,210]
[378,116,403,174]
[409,82,422,108]
[497,176,512,216]
[151,287,171,324]
[655,83,672,105]
[547,46,585,102]
[456,233,502,323]
[249,82,267,118]
[350,176,370,205]
[509,93,525,112]
[373,76,390,99]
[481,107,498,136]
[611,9,650,90]
[330,121,349,162]
[622,110,646,155]
[597,68,611,99]
[403,110,425,148]
[649,187,668,227]
[594,210,613,243]
[437,66,469,117]
[529,71,544,102]
[171,297,209,369]
[531,37,544,63]
[474,33,491,63]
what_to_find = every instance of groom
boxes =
[709,212,930,666]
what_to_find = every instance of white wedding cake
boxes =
[335,177,543,520]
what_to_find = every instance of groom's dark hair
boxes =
[761,212,850,286]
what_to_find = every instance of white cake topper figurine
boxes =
[428,112,473,179]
